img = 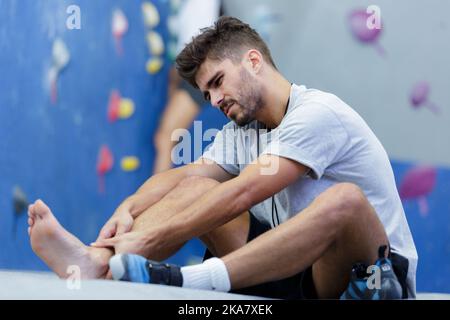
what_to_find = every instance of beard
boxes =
[227,68,265,127]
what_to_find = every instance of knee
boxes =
[323,183,369,221]
[177,175,220,189]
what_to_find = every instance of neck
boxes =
[257,70,292,129]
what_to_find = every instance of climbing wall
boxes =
[2,0,449,295]
[0,0,227,272]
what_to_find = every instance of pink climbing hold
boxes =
[410,81,441,114]
[108,90,122,122]
[348,9,385,57]
[399,166,437,217]
[97,145,114,193]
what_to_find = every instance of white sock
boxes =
[180,257,231,292]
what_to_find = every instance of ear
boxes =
[244,49,263,74]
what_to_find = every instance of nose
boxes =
[210,90,224,108]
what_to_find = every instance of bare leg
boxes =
[28,176,245,279]
[220,183,390,299]
[153,89,200,174]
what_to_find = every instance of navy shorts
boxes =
[204,213,410,299]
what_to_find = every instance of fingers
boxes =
[96,222,117,242]
[91,237,117,248]
[115,223,132,237]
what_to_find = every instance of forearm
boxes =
[121,166,191,218]
[120,159,232,219]
[161,177,252,247]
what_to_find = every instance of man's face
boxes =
[196,57,264,127]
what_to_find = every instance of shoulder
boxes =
[284,85,347,128]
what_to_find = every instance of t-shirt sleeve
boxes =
[261,103,350,179]
[202,123,240,176]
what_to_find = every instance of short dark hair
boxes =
[175,16,277,88]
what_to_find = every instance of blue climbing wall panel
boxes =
[392,161,450,293]
[0,0,226,271]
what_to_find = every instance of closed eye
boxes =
[215,75,223,87]
[203,73,224,101]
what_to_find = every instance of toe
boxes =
[35,199,51,219]
[28,204,35,218]
[28,217,34,226]
[28,227,31,236]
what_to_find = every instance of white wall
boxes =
[224,0,450,166]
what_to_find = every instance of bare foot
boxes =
[28,199,112,279]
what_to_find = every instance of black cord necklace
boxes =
[257,95,290,227]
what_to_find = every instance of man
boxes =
[28,16,417,299]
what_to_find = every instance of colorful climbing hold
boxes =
[49,38,70,104]
[410,81,441,114]
[118,98,135,119]
[13,185,29,237]
[121,156,140,172]
[13,185,28,215]
[112,8,129,56]
[146,57,164,74]
[146,31,165,56]
[348,9,385,57]
[107,90,136,122]
[107,90,122,122]
[399,165,437,217]
[97,145,114,193]
[142,2,160,28]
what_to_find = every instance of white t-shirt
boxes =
[202,84,418,298]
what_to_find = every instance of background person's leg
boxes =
[221,183,390,299]
[153,89,200,174]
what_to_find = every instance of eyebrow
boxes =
[202,71,222,100]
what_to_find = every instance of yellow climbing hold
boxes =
[121,156,140,172]
[142,2,160,28]
[146,57,164,74]
[118,98,135,119]
[146,31,164,56]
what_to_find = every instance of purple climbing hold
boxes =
[348,9,385,57]
[399,166,437,217]
[410,81,441,114]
